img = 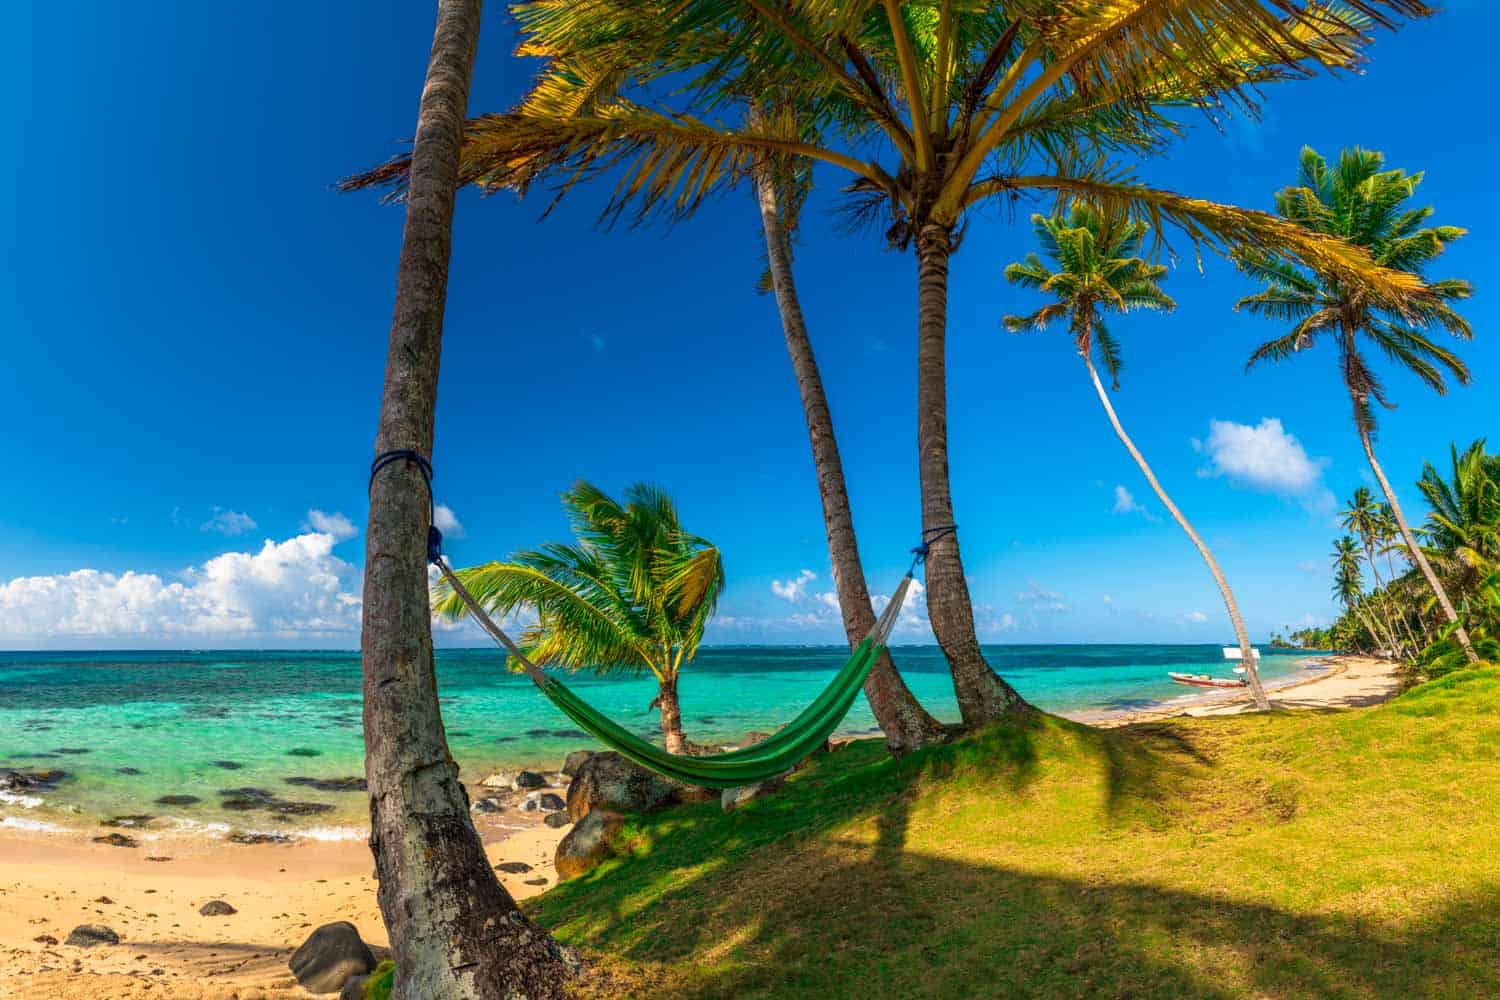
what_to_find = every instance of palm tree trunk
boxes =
[360,3,574,994]
[914,223,1032,724]
[1362,548,1408,659]
[1348,600,1383,652]
[1082,355,1271,710]
[656,674,688,755]
[1357,423,1479,664]
[751,147,946,752]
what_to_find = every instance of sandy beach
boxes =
[0,654,1400,998]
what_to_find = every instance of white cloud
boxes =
[816,591,842,613]
[1102,593,1114,605]
[1182,610,1210,624]
[433,504,465,539]
[1196,418,1329,498]
[304,509,358,542]
[0,531,359,644]
[1015,581,1068,612]
[771,569,816,602]
[1110,485,1155,519]
[201,508,257,536]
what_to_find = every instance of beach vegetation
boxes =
[1002,204,1270,707]
[434,481,725,755]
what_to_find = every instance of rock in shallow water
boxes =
[228,831,292,845]
[289,921,377,994]
[65,924,119,947]
[154,794,200,806]
[102,814,154,828]
[284,776,366,793]
[285,747,321,757]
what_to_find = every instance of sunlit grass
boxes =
[528,667,1500,998]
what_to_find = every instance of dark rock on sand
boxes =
[556,809,625,880]
[33,934,58,945]
[480,769,546,792]
[102,814,154,828]
[544,811,572,829]
[145,856,173,862]
[521,791,566,813]
[289,921,377,994]
[286,747,322,757]
[199,900,237,916]
[92,833,138,848]
[284,776,366,793]
[470,796,504,814]
[524,877,549,886]
[154,794,200,806]
[494,861,533,874]
[65,924,120,947]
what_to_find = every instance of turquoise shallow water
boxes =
[0,645,1320,840]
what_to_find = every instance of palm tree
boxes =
[1237,147,1478,664]
[435,482,725,755]
[1331,535,1381,651]
[749,105,948,750]
[1003,204,1269,708]
[1341,486,1407,657]
[349,0,1431,726]
[357,1,573,993]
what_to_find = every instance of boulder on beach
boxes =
[565,751,703,823]
[289,921,377,994]
[65,924,119,947]
[199,900,237,916]
[470,796,505,814]
[480,769,547,791]
[521,791,566,813]
[556,809,626,880]
[561,749,594,777]
[544,811,571,829]
[495,860,533,874]
[1,767,69,792]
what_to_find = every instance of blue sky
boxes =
[1,3,1494,650]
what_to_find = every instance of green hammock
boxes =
[437,559,914,789]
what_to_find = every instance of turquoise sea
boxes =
[0,645,1322,841]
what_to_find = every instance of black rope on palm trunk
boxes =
[368,449,444,565]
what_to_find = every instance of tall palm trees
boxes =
[1341,486,1408,657]
[434,482,725,755]
[1003,204,1269,709]
[351,0,1432,726]
[749,109,948,749]
[1330,535,1380,649]
[1238,147,1478,664]
[358,0,573,994]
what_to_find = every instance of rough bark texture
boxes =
[752,147,947,752]
[360,3,577,996]
[656,675,688,756]
[1083,356,1271,710]
[914,224,1032,724]
[1357,422,1478,664]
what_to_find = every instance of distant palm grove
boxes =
[343,2,1487,996]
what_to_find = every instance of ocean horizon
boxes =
[2,644,1324,841]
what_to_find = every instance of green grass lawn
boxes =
[527,667,1500,998]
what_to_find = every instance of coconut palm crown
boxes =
[1002,204,1173,387]
[433,481,725,753]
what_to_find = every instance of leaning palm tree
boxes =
[357,0,574,993]
[435,482,725,755]
[1237,147,1478,663]
[348,0,1432,726]
[1003,203,1269,708]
